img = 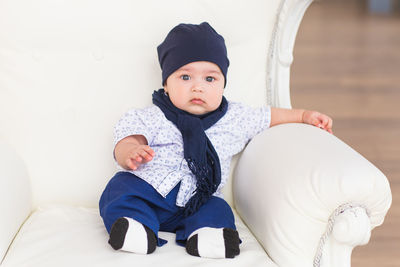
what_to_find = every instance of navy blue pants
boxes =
[99,172,236,246]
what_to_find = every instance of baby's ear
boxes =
[163,84,169,94]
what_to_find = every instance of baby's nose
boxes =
[192,81,204,92]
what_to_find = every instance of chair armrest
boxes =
[0,141,32,263]
[233,123,392,267]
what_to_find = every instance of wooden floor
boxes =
[290,1,400,266]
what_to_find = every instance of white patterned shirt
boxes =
[114,101,271,207]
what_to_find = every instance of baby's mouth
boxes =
[190,98,205,105]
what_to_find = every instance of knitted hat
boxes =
[157,22,229,87]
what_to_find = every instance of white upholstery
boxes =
[0,0,280,208]
[1,206,275,267]
[0,142,32,262]
[0,0,392,266]
[234,123,391,266]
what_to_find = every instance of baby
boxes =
[99,22,332,259]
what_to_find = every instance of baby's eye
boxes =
[181,74,190,81]
[205,76,215,82]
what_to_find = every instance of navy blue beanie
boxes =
[157,22,229,87]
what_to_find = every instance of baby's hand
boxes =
[125,145,155,170]
[302,110,333,134]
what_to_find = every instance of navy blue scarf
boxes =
[152,89,228,217]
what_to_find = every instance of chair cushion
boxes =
[0,0,280,209]
[1,206,276,267]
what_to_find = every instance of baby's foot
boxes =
[186,227,240,258]
[108,217,156,254]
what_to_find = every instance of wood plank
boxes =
[290,1,400,266]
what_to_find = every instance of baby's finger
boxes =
[138,149,153,161]
[141,146,155,158]
[320,115,329,126]
[126,158,139,170]
[327,117,333,130]
[309,116,321,127]
[315,119,324,128]
[143,146,155,157]
[327,119,333,134]
[320,115,332,130]
[318,114,330,128]
[134,153,143,162]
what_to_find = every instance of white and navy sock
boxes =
[186,227,240,258]
[108,217,156,254]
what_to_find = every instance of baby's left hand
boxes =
[302,110,333,134]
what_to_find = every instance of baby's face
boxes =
[164,61,224,115]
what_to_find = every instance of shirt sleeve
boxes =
[113,106,160,147]
[230,102,271,142]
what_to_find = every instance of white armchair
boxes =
[0,0,391,266]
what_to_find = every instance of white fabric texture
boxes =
[0,0,279,209]
[234,123,392,267]
[113,103,270,207]
[1,206,277,267]
[0,142,32,262]
[0,0,393,266]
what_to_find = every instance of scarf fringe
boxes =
[183,158,218,217]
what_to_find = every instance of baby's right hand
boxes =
[125,145,155,170]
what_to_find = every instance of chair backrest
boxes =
[0,0,311,208]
